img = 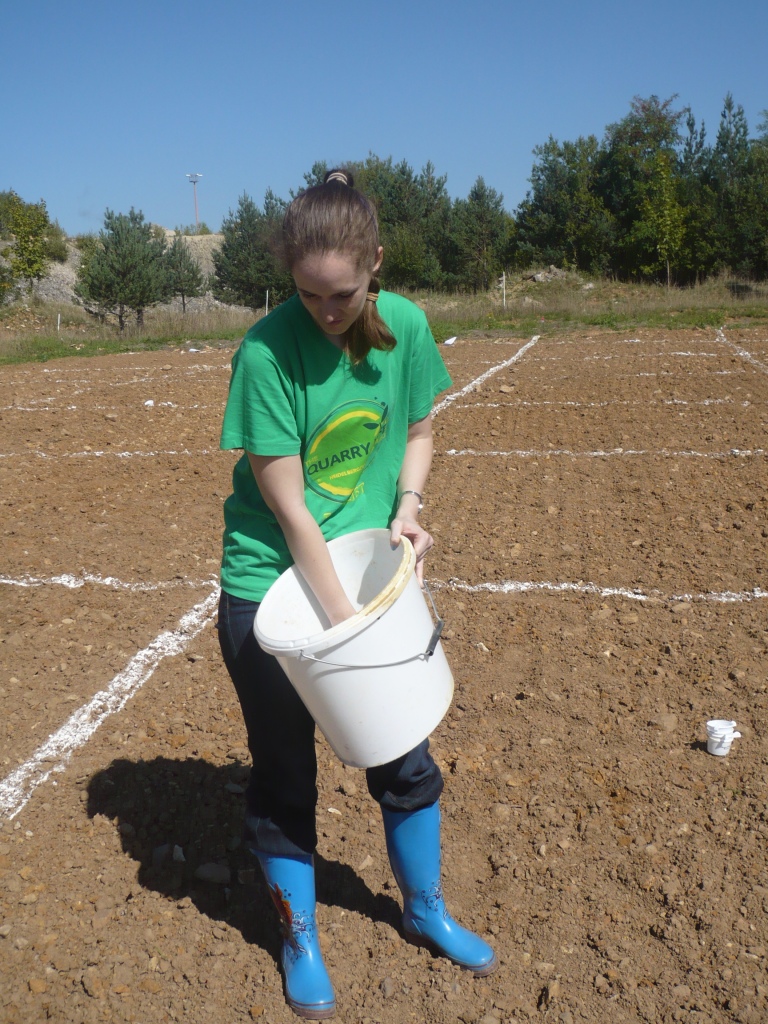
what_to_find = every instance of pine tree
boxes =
[166,232,204,312]
[76,208,168,331]
[213,191,292,308]
[450,178,509,291]
[352,156,453,288]
[383,223,428,289]
[708,94,758,275]
[514,135,613,273]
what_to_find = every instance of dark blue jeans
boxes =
[217,589,444,857]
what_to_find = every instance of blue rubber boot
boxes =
[254,853,336,1019]
[381,802,498,976]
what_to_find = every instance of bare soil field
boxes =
[1,326,767,1024]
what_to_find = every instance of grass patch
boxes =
[0,302,257,365]
[414,273,768,340]
[2,273,767,365]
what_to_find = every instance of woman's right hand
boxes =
[247,452,356,627]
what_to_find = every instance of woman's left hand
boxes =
[390,516,434,585]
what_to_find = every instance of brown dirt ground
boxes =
[1,327,767,1024]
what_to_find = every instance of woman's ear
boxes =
[373,246,384,275]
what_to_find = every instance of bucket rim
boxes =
[254,529,416,657]
[706,719,737,731]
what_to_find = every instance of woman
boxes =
[217,169,497,1020]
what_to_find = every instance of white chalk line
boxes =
[441,577,768,605]
[0,588,220,823]
[533,351,720,362]
[630,370,742,377]
[0,401,221,413]
[613,337,684,345]
[1,571,218,592]
[0,364,231,408]
[546,336,724,348]
[449,398,757,411]
[476,337,724,352]
[0,370,227,387]
[0,447,224,460]
[434,336,540,416]
[0,365,230,395]
[444,446,766,459]
[4,359,230,377]
[40,362,230,379]
[718,328,768,376]
[532,369,743,380]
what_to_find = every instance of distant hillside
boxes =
[26,233,226,308]
[162,231,223,278]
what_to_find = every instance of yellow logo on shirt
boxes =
[304,400,388,502]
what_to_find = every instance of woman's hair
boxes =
[277,168,395,364]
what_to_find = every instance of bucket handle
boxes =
[297,581,445,669]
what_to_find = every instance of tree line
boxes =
[515,93,768,284]
[210,157,512,308]
[2,92,767,326]
[211,94,768,304]
[0,196,205,327]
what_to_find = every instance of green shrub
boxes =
[44,220,69,262]
[177,222,212,235]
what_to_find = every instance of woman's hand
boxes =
[248,452,357,627]
[390,515,434,585]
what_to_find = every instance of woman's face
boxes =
[292,248,383,341]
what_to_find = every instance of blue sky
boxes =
[2,0,767,235]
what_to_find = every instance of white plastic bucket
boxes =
[706,719,741,756]
[253,528,454,768]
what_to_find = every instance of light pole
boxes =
[186,173,203,232]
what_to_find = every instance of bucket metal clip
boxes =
[422,580,444,660]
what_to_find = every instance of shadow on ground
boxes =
[86,757,401,957]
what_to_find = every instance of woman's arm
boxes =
[390,413,435,582]
[247,452,357,627]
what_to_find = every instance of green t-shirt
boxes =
[220,290,452,601]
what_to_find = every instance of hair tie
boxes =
[326,171,348,185]
[366,291,379,303]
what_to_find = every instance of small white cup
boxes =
[706,719,741,756]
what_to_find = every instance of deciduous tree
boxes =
[637,151,685,285]
[7,192,50,286]
[599,95,685,276]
